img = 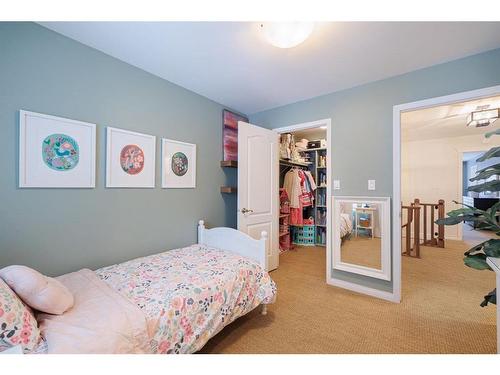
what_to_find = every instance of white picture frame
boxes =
[106,127,156,188]
[332,196,391,281]
[162,138,197,189]
[19,110,96,188]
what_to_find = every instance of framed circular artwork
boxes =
[171,152,188,176]
[42,133,80,171]
[162,138,196,188]
[105,127,156,188]
[120,144,145,175]
[19,110,96,188]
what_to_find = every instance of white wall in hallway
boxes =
[402,133,499,240]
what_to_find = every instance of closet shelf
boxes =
[279,231,290,237]
[301,147,327,152]
[220,160,237,168]
[279,159,312,168]
[220,186,237,193]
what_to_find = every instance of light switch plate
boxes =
[333,179,340,190]
[368,179,376,190]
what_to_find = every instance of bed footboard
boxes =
[197,220,267,270]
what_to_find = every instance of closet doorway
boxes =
[274,119,332,281]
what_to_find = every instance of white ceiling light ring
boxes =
[260,22,315,49]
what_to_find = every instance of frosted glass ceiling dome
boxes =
[260,22,315,49]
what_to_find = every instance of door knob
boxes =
[241,208,254,214]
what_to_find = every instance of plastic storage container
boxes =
[292,225,316,246]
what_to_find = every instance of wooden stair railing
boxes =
[412,199,445,248]
[402,203,421,258]
[402,198,445,258]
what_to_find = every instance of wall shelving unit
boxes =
[220,160,237,193]
[300,147,327,246]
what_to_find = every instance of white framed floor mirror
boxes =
[332,196,391,281]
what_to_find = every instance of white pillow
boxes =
[0,265,74,315]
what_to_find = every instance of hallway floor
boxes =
[200,242,497,353]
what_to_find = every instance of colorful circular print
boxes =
[42,133,79,171]
[171,152,188,176]
[120,144,144,175]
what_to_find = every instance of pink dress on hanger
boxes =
[290,205,303,225]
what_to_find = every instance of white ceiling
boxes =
[40,22,500,114]
[402,95,500,141]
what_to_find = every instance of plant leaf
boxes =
[467,180,500,193]
[475,162,500,175]
[483,239,500,257]
[476,146,500,162]
[463,253,492,270]
[447,207,483,216]
[469,164,500,181]
[485,201,500,223]
[464,241,488,256]
[436,215,481,226]
[480,288,496,307]
[485,129,500,138]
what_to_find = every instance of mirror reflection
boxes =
[339,201,382,270]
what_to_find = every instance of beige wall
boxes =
[402,133,499,240]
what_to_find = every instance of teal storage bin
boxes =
[292,225,316,246]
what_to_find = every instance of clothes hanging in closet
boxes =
[283,168,317,225]
[283,168,302,209]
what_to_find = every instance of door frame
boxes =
[393,84,500,302]
[274,118,332,283]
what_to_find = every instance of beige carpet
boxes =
[200,239,497,354]
[341,236,382,269]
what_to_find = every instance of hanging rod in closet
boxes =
[279,159,311,169]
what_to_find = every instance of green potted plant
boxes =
[436,129,499,307]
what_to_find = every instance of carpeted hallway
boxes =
[200,240,497,354]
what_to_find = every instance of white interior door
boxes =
[238,121,279,271]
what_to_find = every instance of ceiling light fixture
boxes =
[466,107,499,128]
[260,22,315,49]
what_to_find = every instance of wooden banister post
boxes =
[430,203,436,246]
[437,199,445,248]
[423,204,427,245]
[413,205,421,258]
[407,208,413,256]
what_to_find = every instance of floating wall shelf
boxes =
[220,186,237,194]
[220,160,238,168]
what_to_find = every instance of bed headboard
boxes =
[197,220,267,270]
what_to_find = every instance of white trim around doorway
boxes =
[274,118,332,285]
[393,84,500,303]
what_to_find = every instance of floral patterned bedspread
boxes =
[95,244,277,354]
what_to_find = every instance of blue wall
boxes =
[0,22,238,276]
[250,47,500,292]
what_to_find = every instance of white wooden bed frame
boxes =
[197,220,269,315]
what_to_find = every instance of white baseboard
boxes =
[327,277,399,303]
